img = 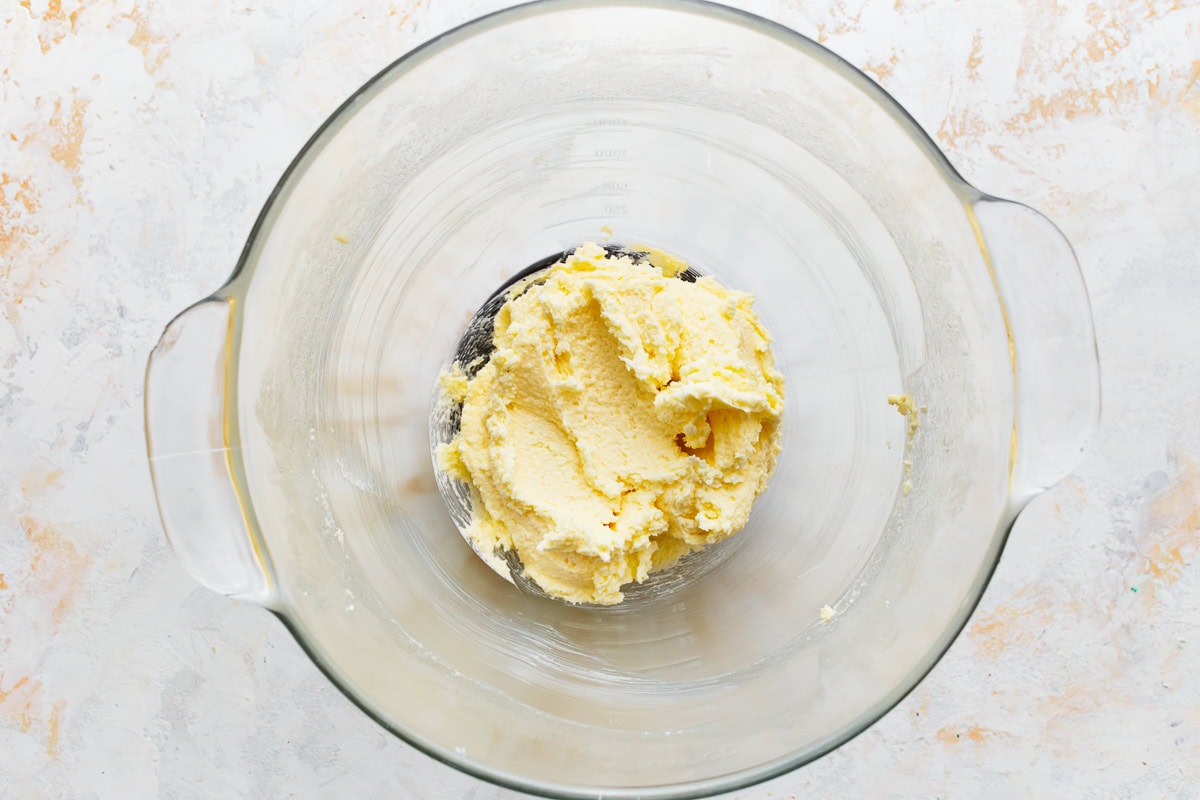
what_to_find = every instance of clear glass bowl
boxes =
[145,1,1100,797]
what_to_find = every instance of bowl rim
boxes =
[214,1,1017,798]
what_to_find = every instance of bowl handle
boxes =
[969,198,1101,499]
[144,297,274,603]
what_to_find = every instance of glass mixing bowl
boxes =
[145,1,1100,797]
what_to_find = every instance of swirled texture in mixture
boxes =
[438,243,784,604]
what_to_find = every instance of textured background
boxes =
[2,0,1199,797]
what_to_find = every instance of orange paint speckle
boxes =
[936,724,992,744]
[0,574,7,590]
[968,600,1053,659]
[48,94,90,178]
[0,675,30,705]
[1142,0,1188,18]
[12,178,38,215]
[1140,456,1200,587]
[1003,77,1154,132]
[0,172,43,263]
[20,516,92,629]
[45,699,65,759]
[1038,682,1133,755]
[937,108,985,150]
[1068,3,1131,66]
[966,30,984,80]
[815,0,862,43]
[0,675,65,754]
[0,673,43,734]
[1175,60,1200,122]
[123,5,171,74]
[1003,1,1193,133]
[43,0,64,21]
[1180,60,1200,99]
[34,0,74,53]
[21,467,63,497]
[393,0,423,30]
[863,51,900,83]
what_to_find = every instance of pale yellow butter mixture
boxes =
[438,243,784,604]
